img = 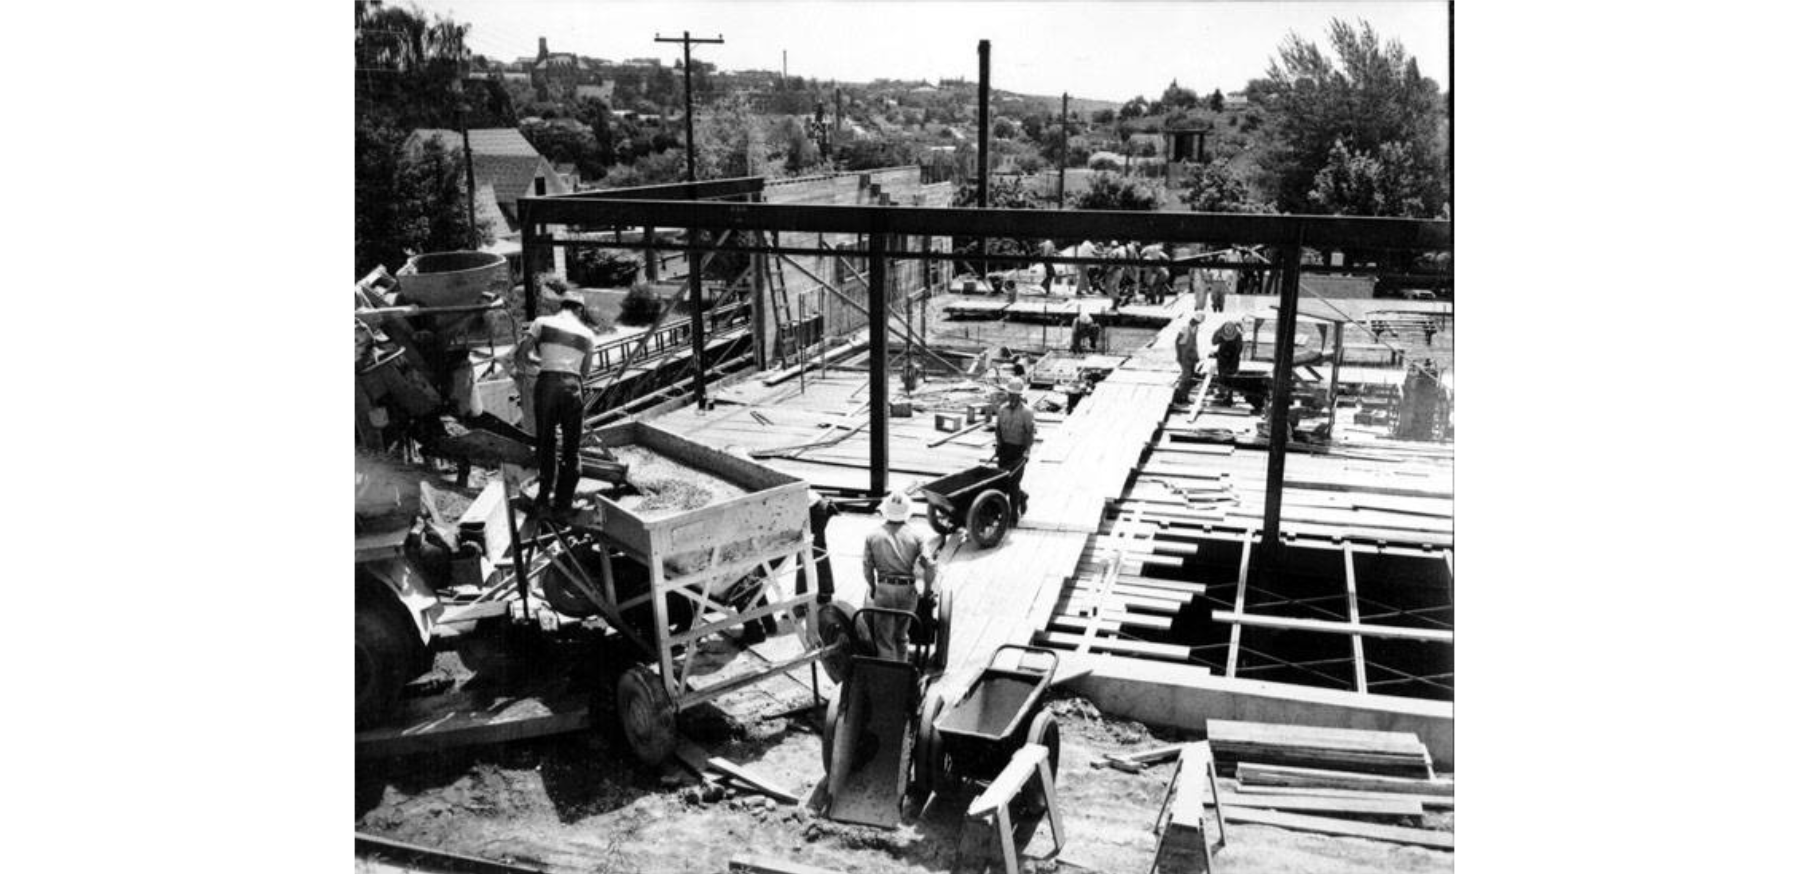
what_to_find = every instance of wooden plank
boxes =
[1225,532,1252,679]
[1212,611,1453,644]
[1213,789,1422,818]
[1231,783,1454,810]
[1237,763,1454,797]
[675,738,802,805]
[1220,806,1453,850]
[1035,630,1195,662]
[1344,543,1367,693]
[1206,720,1428,757]
[729,856,850,874]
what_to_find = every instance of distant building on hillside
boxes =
[532,36,604,97]
[405,128,573,248]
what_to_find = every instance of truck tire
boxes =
[355,600,416,730]
[617,665,677,765]
[967,489,1012,549]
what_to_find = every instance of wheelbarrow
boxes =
[815,601,954,829]
[917,645,1062,799]
[919,463,1021,549]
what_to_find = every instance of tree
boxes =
[356,123,489,276]
[1305,138,1438,217]
[696,97,777,179]
[1118,96,1148,120]
[1091,108,1115,125]
[1249,18,1447,214]
[1161,79,1199,111]
[774,116,823,174]
[1207,88,1225,112]
[1180,159,1269,213]
[1069,172,1159,211]
[1021,113,1045,141]
[992,119,1016,140]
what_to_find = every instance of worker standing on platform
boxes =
[1038,239,1058,293]
[1175,311,1204,405]
[862,489,938,661]
[1070,309,1101,353]
[995,377,1036,518]
[1074,239,1099,295]
[1210,320,1246,404]
[524,291,597,515]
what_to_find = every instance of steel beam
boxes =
[517,199,1453,252]
[547,175,764,202]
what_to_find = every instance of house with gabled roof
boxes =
[404,128,573,244]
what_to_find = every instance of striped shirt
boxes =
[528,310,596,376]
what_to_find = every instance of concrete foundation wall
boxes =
[756,169,954,359]
[1069,654,1455,770]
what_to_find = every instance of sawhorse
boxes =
[963,743,1064,874]
[1150,742,1229,874]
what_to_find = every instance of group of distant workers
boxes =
[984,239,1183,309]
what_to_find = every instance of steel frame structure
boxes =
[518,188,1452,576]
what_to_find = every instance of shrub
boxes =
[617,283,664,326]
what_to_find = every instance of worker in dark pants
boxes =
[994,377,1036,518]
[1210,320,1245,405]
[525,291,597,515]
[1038,239,1058,293]
[862,490,938,662]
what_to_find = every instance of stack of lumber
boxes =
[1205,719,1435,779]
[1123,736,1455,853]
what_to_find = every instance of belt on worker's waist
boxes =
[873,574,915,587]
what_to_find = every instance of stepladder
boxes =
[1150,742,1229,874]
[962,743,1065,874]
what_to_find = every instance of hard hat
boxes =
[1005,377,1026,395]
[880,489,912,522]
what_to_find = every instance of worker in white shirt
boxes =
[523,291,597,515]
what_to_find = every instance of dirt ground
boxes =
[356,689,1452,874]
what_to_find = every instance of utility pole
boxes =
[654,30,724,182]
[655,30,724,411]
[453,50,480,250]
[976,39,991,277]
[1057,91,1070,208]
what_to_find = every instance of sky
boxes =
[418,0,1450,103]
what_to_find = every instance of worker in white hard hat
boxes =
[1174,310,1206,405]
[994,377,1036,518]
[861,489,938,661]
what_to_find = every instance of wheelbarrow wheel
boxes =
[1021,709,1061,817]
[1028,708,1062,781]
[967,489,1012,549]
[820,685,841,775]
[617,665,677,765]
[912,691,948,797]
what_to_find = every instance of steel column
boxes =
[688,228,707,409]
[1259,241,1303,570]
[867,228,889,497]
[521,199,539,320]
